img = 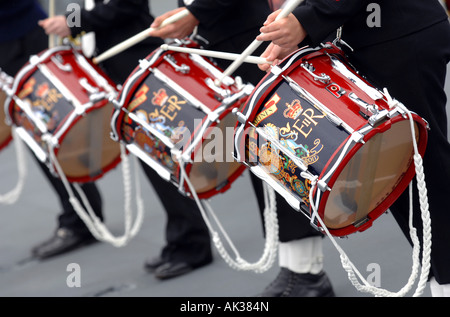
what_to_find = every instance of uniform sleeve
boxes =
[293,0,368,46]
[183,0,241,28]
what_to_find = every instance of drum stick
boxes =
[160,44,270,65]
[48,0,55,48]
[92,9,189,64]
[216,0,304,85]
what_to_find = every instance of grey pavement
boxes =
[0,0,448,299]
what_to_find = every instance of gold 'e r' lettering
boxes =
[293,108,325,138]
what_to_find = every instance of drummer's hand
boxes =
[258,42,297,72]
[38,16,71,38]
[149,7,199,39]
[256,10,306,48]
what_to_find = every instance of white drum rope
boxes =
[0,128,27,204]
[305,89,431,297]
[176,154,279,273]
[46,140,145,247]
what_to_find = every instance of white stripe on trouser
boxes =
[81,0,96,58]
[430,277,450,297]
[278,236,324,274]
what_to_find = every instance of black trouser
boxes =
[0,26,48,77]
[0,26,103,236]
[30,154,103,236]
[347,20,450,284]
[139,160,212,266]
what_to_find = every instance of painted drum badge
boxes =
[251,90,328,205]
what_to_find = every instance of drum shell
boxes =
[6,46,121,183]
[112,40,250,199]
[235,43,428,236]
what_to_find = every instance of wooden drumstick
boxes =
[160,44,271,65]
[48,0,55,48]
[93,8,189,64]
[216,0,304,85]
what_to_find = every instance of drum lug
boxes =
[164,55,190,74]
[79,78,99,95]
[43,133,60,148]
[348,92,389,126]
[171,148,192,165]
[368,109,390,127]
[90,92,109,104]
[301,62,331,84]
[51,55,72,72]
[138,58,153,70]
[110,97,123,110]
[270,65,283,76]
[349,92,378,114]
[351,131,365,144]
[207,111,220,123]
[205,78,230,99]
[317,179,330,192]
[221,83,254,109]
[232,108,248,125]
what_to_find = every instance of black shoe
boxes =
[258,268,335,297]
[154,257,213,280]
[31,228,97,259]
[154,262,194,280]
[143,256,166,272]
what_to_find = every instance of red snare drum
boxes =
[111,39,253,199]
[0,71,13,151]
[234,43,428,237]
[5,45,121,183]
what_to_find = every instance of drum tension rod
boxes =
[164,55,190,74]
[300,62,331,84]
[348,93,390,126]
[51,55,72,72]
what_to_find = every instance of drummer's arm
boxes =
[38,15,70,38]
[257,10,307,49]
[149,7,199,39]
[256,0,365,71]
[255,10,306,71]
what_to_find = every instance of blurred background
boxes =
[0,0,448,298]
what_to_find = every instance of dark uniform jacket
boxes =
[69,0,163,84]
[292,0,448,49]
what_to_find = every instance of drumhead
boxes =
[57,101,121,182]
[322,119,420,232]
[188,109,246,195]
